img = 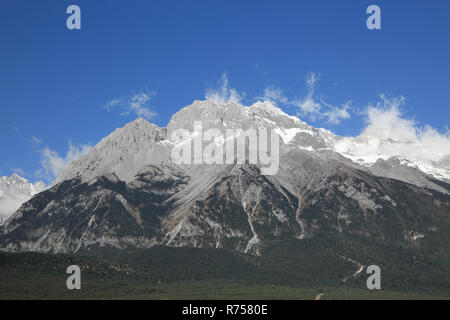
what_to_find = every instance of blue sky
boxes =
[1,0,449,184]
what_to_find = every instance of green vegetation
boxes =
[1,246,449,300]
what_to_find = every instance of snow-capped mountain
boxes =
[0,174,46,225]
[57,100,450,191]
[333,130,450,184]
[1,99,448,257]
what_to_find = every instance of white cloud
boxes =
[294,96,322,116]
[104,90,157,120]
[205,73,244,104]
[39,142,91,183]
[321,100,352,125]
[262,87,289,105]
[335,95,450,171]
[261,72,351,124]
[31,136,42,145]
[13,168,25,176]
[293,72,322,116]
[0,192,30,217]
[306,71,319,88]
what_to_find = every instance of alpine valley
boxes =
[1,100,449,299]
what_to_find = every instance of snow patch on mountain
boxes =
[0,174,47,224]
[330,96,450,182]
[333,130,450,182]
[54,99,450,191]
[274,128,314,144]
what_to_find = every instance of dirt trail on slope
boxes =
[314,293,325,300]
[341,256,365,283]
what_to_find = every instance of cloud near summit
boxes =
[205,73,245,104]
[260,73,351,125]
[104,89,158,120]
[335,95,450,167]
[37,142,91,184]
[204,72,349,126]
[203,72,449,170]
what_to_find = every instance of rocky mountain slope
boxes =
[1,100,448,260]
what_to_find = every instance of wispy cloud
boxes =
[261,73,352,125]
[31,136,42,145]
[321,100,351,125]
[262,87,289,105]
[12,168,25,176]
[38,141,91,183]
[293,72,322,116]
[205,73,245,104]
[104,89,158,120]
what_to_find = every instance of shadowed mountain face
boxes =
[0,100,449,292]
[1,161,449,257]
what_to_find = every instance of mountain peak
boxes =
[250,100,280,112]
[53,99,450,188]
[56,117,170,184]
[8,173,28,183]
[130,117,148,124]
[123,117,159,130]
[250,101,305,125]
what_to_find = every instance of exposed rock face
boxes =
[56,118,170,184]
[1,100,449,258]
